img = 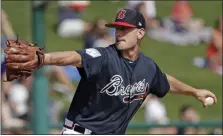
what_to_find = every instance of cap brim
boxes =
[105,22,136,28]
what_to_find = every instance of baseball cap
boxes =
[105,8,146,29]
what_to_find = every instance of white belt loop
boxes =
[84,129,92,134]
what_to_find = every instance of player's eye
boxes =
[116,26,128,31]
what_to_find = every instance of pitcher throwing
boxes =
[4,9,217,134]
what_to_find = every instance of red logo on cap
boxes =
[117,10,126,19]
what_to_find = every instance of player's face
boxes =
[115,26,145,50]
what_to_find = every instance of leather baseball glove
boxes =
[4,39,45,81]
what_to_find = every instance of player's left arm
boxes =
[166,74,217,108]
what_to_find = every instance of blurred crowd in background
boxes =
[1,0,222,135]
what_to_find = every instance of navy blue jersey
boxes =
[66,44,170,134]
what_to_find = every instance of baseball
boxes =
[205,97,214,105]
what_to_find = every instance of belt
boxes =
[63,118,95,134]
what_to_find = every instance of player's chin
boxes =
[115,43,127,50]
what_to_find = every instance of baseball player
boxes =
[4,9,217,134]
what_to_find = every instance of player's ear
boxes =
[137,28,145,40]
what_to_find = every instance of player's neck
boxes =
[121,44,140,61]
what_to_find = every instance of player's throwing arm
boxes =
[4,8,217,134]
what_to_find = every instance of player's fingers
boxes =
[212,95,217,104]
[6,54,30,63]
[4,47,28,54]
[201,98,208,108]
[206,91,217,104]
[210,95,217,104]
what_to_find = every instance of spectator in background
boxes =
[2,78,32,134]
[83,18,114,49]
[177,105,206,135]
[127,1,156,20]
[46,66,76,90]
[45,65,81,124]
[83,19,106,49]
[57,1,91,38]
[61,66,81,82]
[1,92,27,134]
[148,1,212,46]
[142,94,176,134]
[206,16,222,75]
[92,28,114,48]
[126,1,161,31]
[7,79,30,122]
[193,16,222,76]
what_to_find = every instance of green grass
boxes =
[2,1,222,134]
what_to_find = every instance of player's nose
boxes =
[115,35,123,42]
[115,29,123,37]
[116,34,123,41]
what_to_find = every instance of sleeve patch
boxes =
[86,48,101,58]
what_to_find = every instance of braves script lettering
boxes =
[100,75,149,103]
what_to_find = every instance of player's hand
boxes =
[194,89,217,108]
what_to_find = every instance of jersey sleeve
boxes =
[150,63,170,98]
[76,48,107,79]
